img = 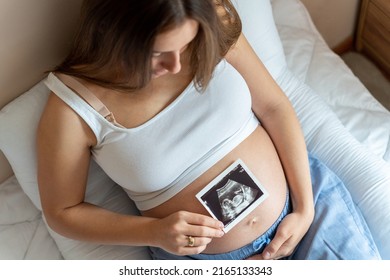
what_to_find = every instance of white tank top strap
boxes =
[55,73,124,128]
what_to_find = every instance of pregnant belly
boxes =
[142,126,288,254]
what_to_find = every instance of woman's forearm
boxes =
[258,98,314,216]
[45,202,158,246]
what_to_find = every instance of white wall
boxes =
[0,0,82,181]
[300,0,361,49]
[0,0,81,109]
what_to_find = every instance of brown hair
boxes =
[54,0,241,92]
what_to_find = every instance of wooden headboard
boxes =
[0,0,82,182]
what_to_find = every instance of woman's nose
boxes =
[162,51,181,74]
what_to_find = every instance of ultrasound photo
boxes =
[196,159,269,232]
[217,179,258,222]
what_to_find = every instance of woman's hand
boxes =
[151,211,225,256]
[246,211,314,260]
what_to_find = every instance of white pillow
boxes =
[0,80,151,259]
[0,81,49,210]
[232,0,287,80]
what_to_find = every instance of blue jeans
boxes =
[290,154,380,260]
[149,154,381,260]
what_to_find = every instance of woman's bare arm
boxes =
[226,34,314,259]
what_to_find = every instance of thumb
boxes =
[262,232,287,260]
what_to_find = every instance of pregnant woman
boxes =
[37,0,379,260]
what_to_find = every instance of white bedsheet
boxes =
[0,176,61,259]
[1,0,389,260]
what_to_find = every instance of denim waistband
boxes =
[149,190,291,260]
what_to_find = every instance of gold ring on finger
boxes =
[187,236,195,247]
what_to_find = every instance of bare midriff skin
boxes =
[142,126,288,254]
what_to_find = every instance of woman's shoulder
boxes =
[39,91,97,147]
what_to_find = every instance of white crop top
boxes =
[44,60,260,211]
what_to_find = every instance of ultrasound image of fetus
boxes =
[216,179,258,222]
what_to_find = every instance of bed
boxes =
[1,0,389,260]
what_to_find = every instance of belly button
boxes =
[248,217,257,226]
